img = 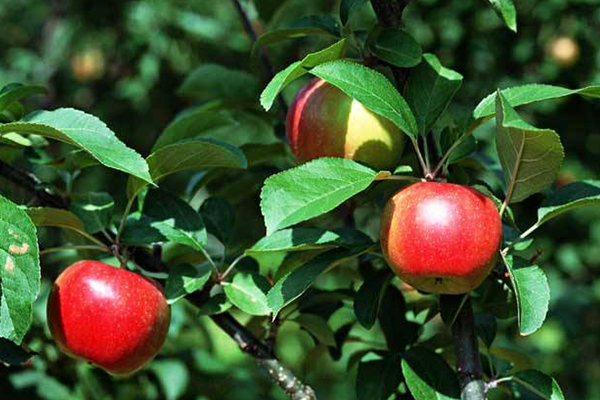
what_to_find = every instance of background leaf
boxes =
[401,347,460,400]
[369,27,422,68]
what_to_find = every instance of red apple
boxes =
[47,260,170,375]
[286,78,405,170]
[380,182,502,294]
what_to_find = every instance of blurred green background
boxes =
[1,0,599,399]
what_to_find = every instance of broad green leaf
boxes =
[486,0,517,32]
[152,218,207,252]
[165,263,212,304]
[405,54,463,136]
[127,138,247,199]
[354,270,393,329]
[151,108,234,152]
[200,198,235,246]
[267,247,369,316]
[310,60,418,137]
[70,192,114,234]
[247,228,372,255]
[151,359,189,400]
[197,293,232,316]
[512,370,565,400]
[378,285,419,351]
[293,313,336,346]
[251,27,336,59]
[223,272,271,316]
[370,27,422,68]
[356,353,402,400]
[495,92,564,203]
[0,84,46,113]
[340,0,369,25]
[178,63,259,101]
[401,347,460,400]
[474,84,600,119]
[260,158,378,234]
[26,207,85,232]
[0,109,153,183]
[504,256,549,336]
[286,14,341,37]
[535,180,600,228]
[0,338,32,365]
[260,39,348,111]
[0,195,40,344]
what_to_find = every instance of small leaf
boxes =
[356,353,402,400]
[196,293,231,316]
[405,54,463,136]
[200,198,235,246]
[370,27,422,68]
[340,0,368,25]
[0,84,46,113]
[378,285,419,351]
[401,347,460,400]
[260,39,348,111]
[474,312,498,348]
[260,158,378,234]
[512,370,565,400]
[486,0,517,32]
[504,255,550,336]
[165,263,212,304]
[0,195,40,344]
[354,270,393,329]
[247,227,372,255]
[26,207,85,232]
[474,84,600,119]
[495,92,564,203]
[294,313,336,346]
[178,63,259,101]
[70,192,114,234]
[286,14,341,37]
[223,272,271,316]
[310,60,418,137]
[536,180,600,228]
[0,108,153,183]
[127,138,247,199]
[151,359,189,400]
[267,247,368,316]
[252,27,336,59]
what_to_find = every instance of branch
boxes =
[0,161,317,400]
[447,296,487,400]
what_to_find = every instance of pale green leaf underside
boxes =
[536,180,600,226]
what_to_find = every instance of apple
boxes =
[286,78,405,170]
[380,182,502,294]
[47,260,170,375]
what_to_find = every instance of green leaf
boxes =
[535,180,600,228]
[260,158,378,234]
[486,0,517,32]
[260,39,348,111]
[151,359,189,400]
[26,207,85,232]
[354,270,393,329]
[286,14,341,37]
[401,347,460,400]
[70,192,114,234]
[0,108,153,183]
[310,60,418,137]
[165,263,212,304]
[473,84,600,119]
[504,256,550,336]
[252,27,336,59]
[223,272,271,316]
[0,195,40,344]
[474,312,498,348]
[405,54,463,136]
[378,285,419,351]
[178,63,259,101]
[293,313,336,346]
[512,370,565,400]
[127,138,247,199]
[0,338,32,365]
[495,92,564,203]
[340,0,368,25]
[356,353,402,400]
[152,219,208,253]
[267,247,368,316]
[200,198,235,246]
[0,84,46,113]
[247,228,372,255]
[369,27,422,68]
[197,293,232,316]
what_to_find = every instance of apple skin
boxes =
[47,260,170,375]
[380,182,502,294]
[286,78,405,170]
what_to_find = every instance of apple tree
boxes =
[1,0,600,399]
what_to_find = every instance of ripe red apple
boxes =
[380,182,502,294]
[47,260,170,375]
[286,78,405,170]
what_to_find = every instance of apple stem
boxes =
[448,296,487,400]
[411,137,431,178]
